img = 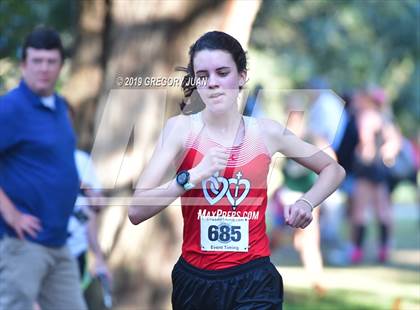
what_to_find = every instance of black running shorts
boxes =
[171,256,283,310]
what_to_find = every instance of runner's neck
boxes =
[201,109,242,134]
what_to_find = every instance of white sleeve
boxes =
[75,150,101,190]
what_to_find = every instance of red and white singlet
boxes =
[178,112,272,270]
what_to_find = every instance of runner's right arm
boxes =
[128,115,229,225]
[128,115,187,224]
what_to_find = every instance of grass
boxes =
[274,202,420,310]
[284,288,393,310]
[280,266,420,310]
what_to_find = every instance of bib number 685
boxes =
[208,224,241,243]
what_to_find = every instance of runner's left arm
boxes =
[259,118,345,228]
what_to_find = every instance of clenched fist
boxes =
[284,200,313,229]
[190,147,230,184]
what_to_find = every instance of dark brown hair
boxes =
[21,26,64,62]
[177,31,247,113]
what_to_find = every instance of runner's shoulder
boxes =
[162,114,191,148]
[255,117,289,155]
[256,118,286,139]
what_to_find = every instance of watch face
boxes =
[177,172,188,185]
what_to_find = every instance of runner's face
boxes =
[193,49,246,114]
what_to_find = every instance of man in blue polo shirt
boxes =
[0,27,86,310]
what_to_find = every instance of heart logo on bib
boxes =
[202,171,250,209]
[202,173,229,205]
[226,176,250,210]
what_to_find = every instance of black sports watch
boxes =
[176,170,195,191]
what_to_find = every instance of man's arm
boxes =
[0,187,41,239]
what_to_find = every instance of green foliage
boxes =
[1,0,418,134]
[0,0,78,59]
[0,0,78,92]
[250,0,419,135]
[277,206,420,310]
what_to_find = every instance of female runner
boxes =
[129,31,345,310]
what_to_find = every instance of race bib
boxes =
[200,216,249,252]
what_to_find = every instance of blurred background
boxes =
[0,0,418,309]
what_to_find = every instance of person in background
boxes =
[67,105,111,282]
[331,91,360,265]
[306,78,348,254]
[335,92,359,207]
[0,26,86,310]
[68,150,111,282]
[351,87,401,263]
[66,105,112,308]
[268,95,326,295]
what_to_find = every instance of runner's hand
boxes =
[284,200,313,229]
[190,147,230,184]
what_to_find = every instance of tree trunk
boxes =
[63,0,261,307]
